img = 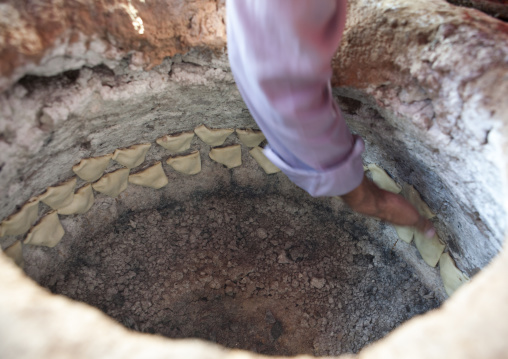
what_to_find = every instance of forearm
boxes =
[227,0,364,196]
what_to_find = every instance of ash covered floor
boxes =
[34,189,441,356]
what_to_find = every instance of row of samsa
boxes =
[0,125,279,267]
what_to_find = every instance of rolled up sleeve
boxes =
[227,0,364,196]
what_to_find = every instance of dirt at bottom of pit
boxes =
[37,189,441,356]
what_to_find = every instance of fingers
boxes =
[378,190,436,238]
[414,215,436,238]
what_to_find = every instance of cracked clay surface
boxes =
[34,189,441,356]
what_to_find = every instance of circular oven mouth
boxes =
[1,2,507,355]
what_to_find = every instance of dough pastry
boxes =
[194,125,234,146]
[129,162,169,189]
[394,225,414,244]
[38,178,77,209]
[57,184,95,215]
[439,252,470,297]
[166,151,201,175]
[112,143,151,168]
[4,240,24,268]
[24,211,65,248]
[249,147,281,174]
[156,132,194,153]
[209,145,242,169]
[414,231,445,267]
[0,198,39,237]
[72,154,113,182]
[367,164,401,194]
[236,129,265,148]
[402,184,436,219]
[92,168,130,198]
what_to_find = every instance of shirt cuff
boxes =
[263,135,365,197]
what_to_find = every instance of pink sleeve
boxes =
[226,0,364,196]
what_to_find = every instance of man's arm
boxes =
[227,0,363,196]
[226,0,434,236]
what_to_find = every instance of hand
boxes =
[341,175,435,237]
